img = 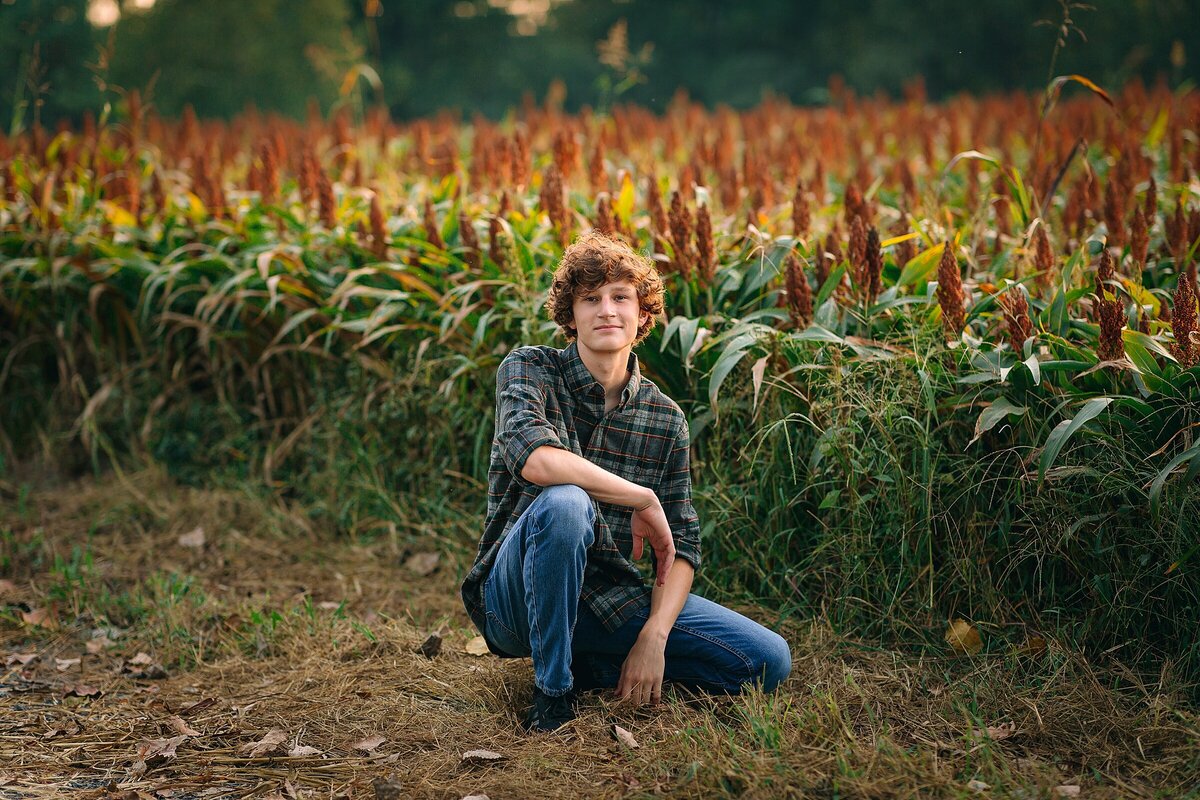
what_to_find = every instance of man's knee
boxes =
[534,484,595,543]
[753,630,792,693]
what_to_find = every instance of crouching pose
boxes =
[460,232,791,732]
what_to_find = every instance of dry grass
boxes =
[2,470,1197,799]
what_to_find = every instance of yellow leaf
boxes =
[614,173,635,225]
[1121,278,1160,316]
[464,636,490,656]
[880,231,920,249]
[102,201,137,228]
[944,618,982,655]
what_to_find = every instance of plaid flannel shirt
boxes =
[461,341,702,654]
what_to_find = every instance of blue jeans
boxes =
[482,484,792,697]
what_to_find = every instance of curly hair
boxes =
[545,232,665,345]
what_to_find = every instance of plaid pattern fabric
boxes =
[461,341,702,650]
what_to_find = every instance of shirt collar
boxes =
[563,340,642,410]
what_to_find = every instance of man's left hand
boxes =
[615,634,666,706]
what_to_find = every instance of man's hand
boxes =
[615,633,666,706]
[631,497,675,586]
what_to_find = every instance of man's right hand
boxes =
[631,496,675,587]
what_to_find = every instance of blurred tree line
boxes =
[3,0,1197,128]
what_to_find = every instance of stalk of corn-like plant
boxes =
[317,169,336,229]
[1095,249,1126,361]
[668,190,693,279]
[369,192,388,260]
[1171,271,1198,368]
[539,163,570,248]
[1033,224,1054,292]
[785,252,813,328]
[593,193,615,237]
[864,227,883,306]
[1001,286,1034,354]
[696,202,716,285]
[459,211,482,271]
[792,178,810,239]
[936,242,965,338]
[423,197,445,251]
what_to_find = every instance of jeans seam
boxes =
[668,621,758,689]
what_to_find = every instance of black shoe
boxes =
[521,687,577,733]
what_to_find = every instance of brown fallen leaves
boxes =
[240,728,288,757]
[167,715,200,736]
[404,551,440,576]
[612,724,640,749]
[464,636,490,656]
[177,526,206,549]
[351,734,386,753]
[122,652,168,679]
[460,749,504,766]
[945,619,983,655]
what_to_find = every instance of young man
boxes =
[460,232,791,732]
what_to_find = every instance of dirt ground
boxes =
[1,469,1197,799]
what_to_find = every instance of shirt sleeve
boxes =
[659,415,702,571]
[494,348,567,480]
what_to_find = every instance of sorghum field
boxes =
[2,78,1199,797]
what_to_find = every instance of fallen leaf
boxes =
[168,716,200,736]
[123,653,169,679]
[239,729,288,757]
[464,637,490,656]
[179,697,217,716]
[317,601,342,610]
[5,652,38,667]
[461,795,491,800]
[178,526,206,549]
[63,683,101,698]
[982,722,1018,741]
[460,749,504,765]
[967,779,990,792]
[20,607,57,629]
[288,744,322,757]
[43,722,81,739]
[945,619,983,655]
[86,635,115,654]
[137,735,186,760]
[351,734,386,753]
[404,551,440,576]
[0,579,18,600]
[611,724,639,749]
[415,632,443,659]
[1054,787,1081,798]
[55,657,81,671]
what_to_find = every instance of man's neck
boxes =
[576,341,631,408]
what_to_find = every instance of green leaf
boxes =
[970,397,1028,445]
[1038,397,1113,485]
[1023,353,1041,386]
[896,242,945,288]
[814,262,847,307]
[1149,440,1200,516]
[707,331,759,412]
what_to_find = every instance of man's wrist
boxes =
[638,620,670,644]
[634,487,658,511]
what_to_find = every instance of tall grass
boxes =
[2,79,1199,691]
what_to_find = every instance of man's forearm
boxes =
[522,445,655,509]
[641,559,694,643]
